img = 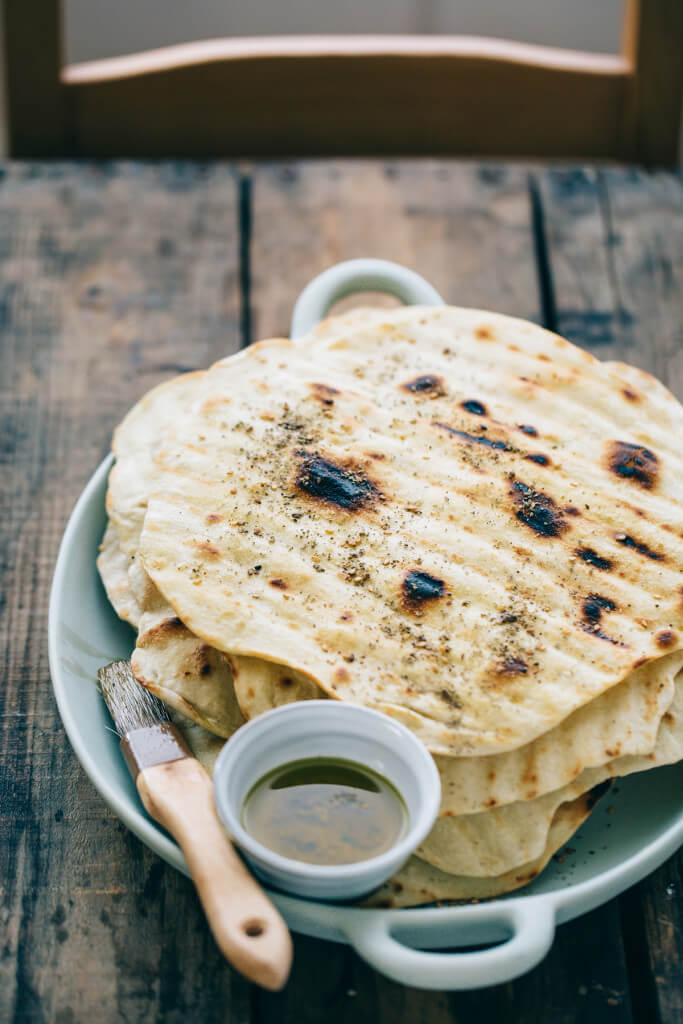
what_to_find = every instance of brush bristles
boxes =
[98,660,169,736]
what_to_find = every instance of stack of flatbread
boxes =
[98,306,683,908]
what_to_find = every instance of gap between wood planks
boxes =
[529,165,664,1024]
[239,172,253,349]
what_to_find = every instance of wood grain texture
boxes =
[0,162,244,1022]
[249,161,540,340]
[1,159,681,1022]
[538,163,683,1024]
[599,167,683,1024]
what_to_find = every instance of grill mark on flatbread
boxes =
[518,424,538,436]
[309,382,340,405]
[607,440,659,489]
[402,374,446,397]
[614,532,664,561]
[401,570,447,612]
[576,547,613,571]
[509,479,569,538]
[657,630,678,649]
[137,309,683,756]
[460,399,487,415]
[581,594,623,645]
[525,453,550,466]
[582,594,617,624]
[434,421,515,453]
[294,451,381,512]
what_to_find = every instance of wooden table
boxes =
[1,161,681,1023]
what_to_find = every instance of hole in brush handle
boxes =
[243,918,267,938]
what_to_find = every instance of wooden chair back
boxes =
[3,0,682,164]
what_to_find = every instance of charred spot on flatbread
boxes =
[402,570,446,611]
[460,399,487,416]
[582,594,617,626]
[294,451,381,512]
[576,547,613,571]
[581,594,624,645]
[525,453,550,466]
[656,630,678,649]
[434,422,513,452]
[509,480,569,538]
[607,441,658,490]
[402,374,446,397]
[309,382,340,406]
[614,532,664,561]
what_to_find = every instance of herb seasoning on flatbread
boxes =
[138,308,683,756]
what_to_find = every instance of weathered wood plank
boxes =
[599,167,683,1024]
[538,163,683,1024]
[3,158,679,1022]
[0,162,246,1023]
[248,159,634,1023]
[249,161,543,338]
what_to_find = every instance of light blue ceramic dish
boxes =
[49,259,683,990]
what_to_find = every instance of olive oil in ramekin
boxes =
[241,757,408,866]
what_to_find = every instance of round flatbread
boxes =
[139,308,683,755]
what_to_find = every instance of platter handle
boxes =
[341,897,556,991]
[290,258,444,339]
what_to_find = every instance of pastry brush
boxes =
[98,660,292,991]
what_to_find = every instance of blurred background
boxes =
[65,0,623,60]
[1,0,679,163]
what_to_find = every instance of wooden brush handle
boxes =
[136,757,292,991]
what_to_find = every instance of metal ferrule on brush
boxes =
[98,660,192,779]
[120,722,192,780]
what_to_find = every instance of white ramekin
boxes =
[213,700,441,902]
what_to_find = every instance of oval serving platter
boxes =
[49,260,683,991]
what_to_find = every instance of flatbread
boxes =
[172,712,605,901]
[96,521,142,627]
[108,370,208,557]
[176,671,682,896]
[230,650,681,814]
[131,603,245,738]
[139,309,683,755]
[368,664,683,902]
[364,786,606,908]
[418,665,683,875]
